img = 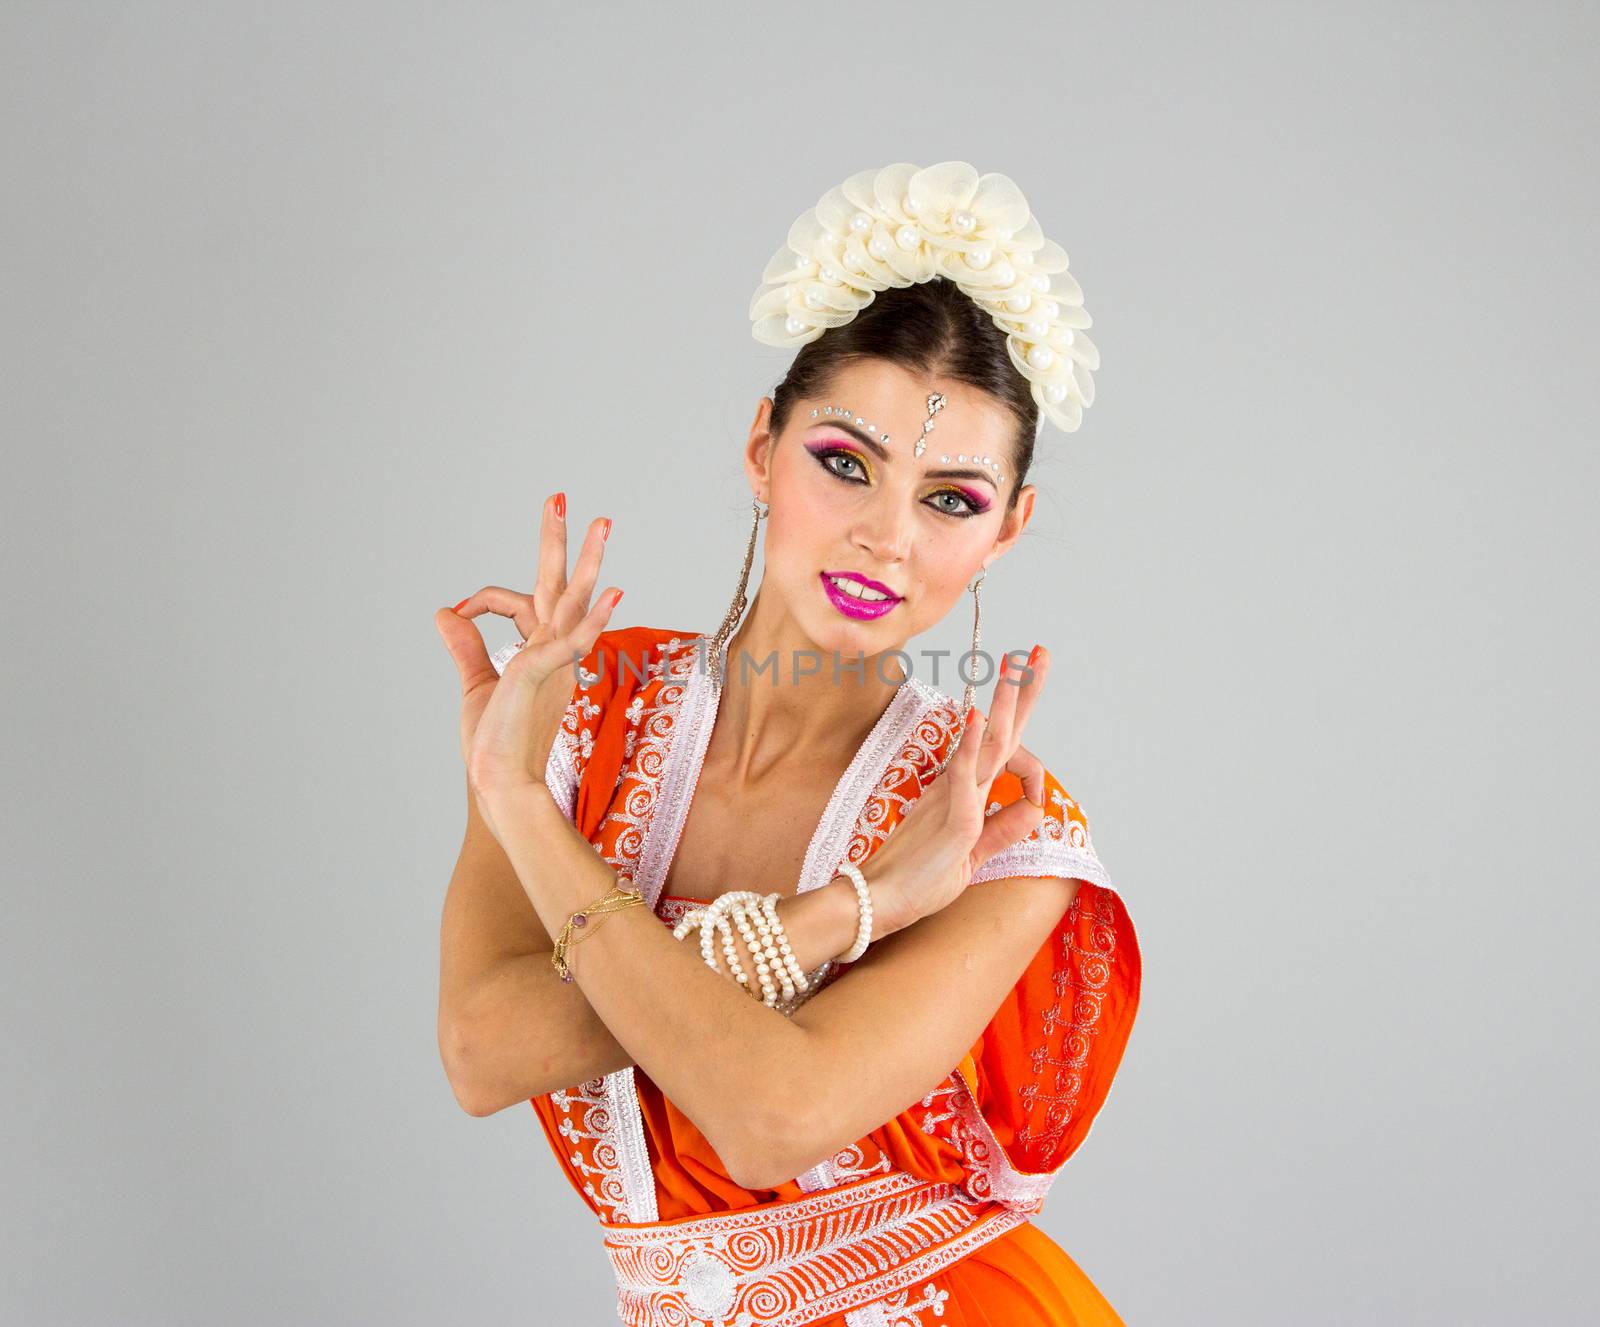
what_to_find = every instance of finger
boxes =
[1005,743,1047,808]
[533,492,568,627]
[434,606,498,697]
[976,649,1027,784]
[971,796,1047,862]
[1008,646,1050,742]
[560,584,624,671]
[553,516,610,636]
[452,585,540,639]
[981,648,1049,789]
[951,704,988,795]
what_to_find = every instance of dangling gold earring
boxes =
[935,568,987,776]
[708,497,768,686]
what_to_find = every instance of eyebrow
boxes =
[807,419,1001,488]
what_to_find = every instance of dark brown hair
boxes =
[768,277,1038,512]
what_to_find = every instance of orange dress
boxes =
[490,626,1142,1327]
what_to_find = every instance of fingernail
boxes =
[999,655,1009,678]
[965,704,976,724]
[612,589,624,607]
[601,517,612,540]
[553,493,565,520]
[452,598,469,614]
[1028,643,1041,666]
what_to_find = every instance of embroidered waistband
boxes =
[601,1170,1026,1327]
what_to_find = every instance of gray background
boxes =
[3,2,1594,1323]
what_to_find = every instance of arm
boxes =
[492,789,1076,1190]
[437,771,886,1116]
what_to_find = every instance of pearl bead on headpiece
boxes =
[749,160,1099,435]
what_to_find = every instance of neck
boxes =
[709,587,908,784]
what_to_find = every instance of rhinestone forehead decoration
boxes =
[914,391,946,458]
[810,404,889,445]
[811,398,1005,484]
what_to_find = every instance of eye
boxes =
[926,488,985,519]
[814,447,868,483]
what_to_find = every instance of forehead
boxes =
[810,358,1013,448]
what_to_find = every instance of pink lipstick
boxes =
[819,570,902,621]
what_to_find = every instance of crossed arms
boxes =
[437,776,1081,1190]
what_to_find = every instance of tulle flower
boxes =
[749,161,1098,434]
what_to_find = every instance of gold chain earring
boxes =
[934,568,987,776]
[708,497,768,686]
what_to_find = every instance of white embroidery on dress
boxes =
[1017,885,1119,1160]
[604,1172,1024,1327]
[549,1077,646,1224]
[824,1140,894,1183]
[797,680,945,893]
[598,647,696,885]
[967,776,1114,891]
[918,1080,960,1135]
[878,1282,951,1326]
[841,697,965,871]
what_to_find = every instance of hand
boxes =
[433,495,623,839]
[856,647,1053,935]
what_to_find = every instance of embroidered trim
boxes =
[876,1283,952,1326]
[601,648,696,888]
[601,1067,658,1226]
[549,1077,644,1223]
[796,680,941,894]
[635,641,718,912]
[841,694,965,872]
[545,731,579,821]
[915,1077,1050,1214]
[604,1172,1024,1327]
[970,781,1112,889]
[968,840,1114,891]
[1015,884,1121,1161]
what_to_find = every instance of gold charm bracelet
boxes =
[551,881,645,982]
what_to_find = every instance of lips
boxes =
[819,570,902,621]
[822,570,901,600]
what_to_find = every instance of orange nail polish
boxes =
[452,598,469,613]
[601,517,612,540]
[612,588,624,606]
[554,492,565,520]
[1028,644,1041,666]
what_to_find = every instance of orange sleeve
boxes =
[958,766,1143,1198]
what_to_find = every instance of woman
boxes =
[434,162,1142,1327]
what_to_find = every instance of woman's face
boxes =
[744,357,1035,663]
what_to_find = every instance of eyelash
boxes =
[813,447,986,518]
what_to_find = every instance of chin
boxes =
[801,595,912,661]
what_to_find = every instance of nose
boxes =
[851,500,913,565]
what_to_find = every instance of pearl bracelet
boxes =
[761,893,811,996]
[670,889,825,1011]
[835,862,875,963]
[673,891,767,1000]
[730,896,780,1005]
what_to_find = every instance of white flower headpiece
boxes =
[749,160,1098,435]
